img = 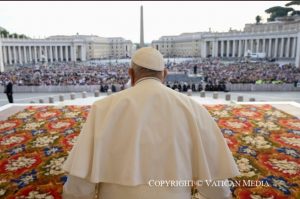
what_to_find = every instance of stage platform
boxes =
[1,96,300,120]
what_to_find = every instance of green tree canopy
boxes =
[0,29,10,37]
[0,27,29,39]
[265,6,294,21]
[255,15,262,24]
[10,33,18,38]
[286,0,300,7]
[286,0,300,16]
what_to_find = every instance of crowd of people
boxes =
[1,59,300,92]
[0,62,129,88]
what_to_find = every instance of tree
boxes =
[286,0,300,16]
[286,0,300,7]
[18,34,29,39]
[0,29,10,37]
[265,6,294,21]
[10,33,18,38]
[0,27,29,39]
[255,15,262,24]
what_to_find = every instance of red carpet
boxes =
[0,105,299,199]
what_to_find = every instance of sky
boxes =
[0,1,290,43]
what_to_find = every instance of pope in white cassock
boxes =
[62,47,240,199]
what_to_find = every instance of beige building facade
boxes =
[108,37,133,59]
[0,34,133,71]
[152,16,300,67]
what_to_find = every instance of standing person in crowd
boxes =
[4,79,13,103]
[62,47,239,199]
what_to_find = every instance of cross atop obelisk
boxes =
[140,5,144,48]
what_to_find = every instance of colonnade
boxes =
[204,36,298,59]
[1,44,86,65]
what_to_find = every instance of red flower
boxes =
[34,110,62,120]
[218,118,253,132]
[0,133,31,150]
[46,119,75,131]
[235,187,288,199]
[0,153,42,176]
[8,184,62,199]
[278,119,300,130]
[0,119,22,133]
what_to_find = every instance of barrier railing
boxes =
[0,83,299,93]
[225,83,300,91]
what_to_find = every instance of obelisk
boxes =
[140,5,144,48]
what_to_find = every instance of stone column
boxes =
[29,46,32,63]
[256,39,259,53]
[34,46,37,63]
[3,46,7,65]
[232,40,236,57]
[204,41,207,58]
[285,37,290,58]
[39,46,42,62]
[81,45,86,61]
[8,46,12,65]
[49,46,53,62]
[65,46,68,61]
[262,39,266,53]
[221,40,224,57]
[0,43,3,71]
[268,38,272,57]
[71,45,76,61]
[250,39,253,52]
[13,46,17,64]
[60,46,63,61]
[274,38,278,58]
[295,33,300,67]
[280,38,284,58]
[201,41,206,58]
[226,40,230,57]
[238,40,242,57]
[211,41,214,57]
[18,46,22,64]
[24,46,27,64]
[216,41,219,57]
[292,37,296,58]
[44,46,48,62]
[244,39,248,56]
[55,46,58,61]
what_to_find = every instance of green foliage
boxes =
[10,33,18,38]
[264,1,300,21]
[0,27,29,38]
[0,29,9,37]
[286,0,300,7]
[18,34,29,39]
[292,10,300,15]
[255,15,262,24]
[265,6,294,21]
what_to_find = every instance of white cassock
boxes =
[62,78,240,199]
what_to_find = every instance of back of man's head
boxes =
[130,47,167,84]
[131,47,165,72]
